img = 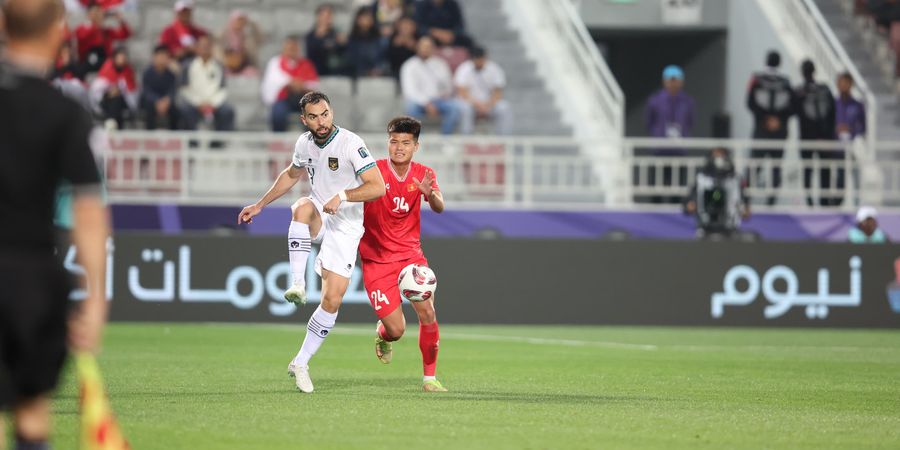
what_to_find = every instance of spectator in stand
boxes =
[159,0,208,62]
[414,0,471,48]
[90,47,138,129]
[645,65,695,142]
[455,45,511,135]
[262,35,320,132]
[179,35,235,131]
[374,0,407,36]
[141,45,180,130]
[74,1,131,73]
[794,60,840,207]
[868,0,900,75]
[306,3,347,76]
[51,44,90,110]
[746,50,795,205]
[848,206,889,243]
[835,71,866,141]
[387,15,418,78]
[401,36,460,134]
[346,6,386,77]
[219,9,263,76]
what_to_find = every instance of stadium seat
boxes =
[355,77,400,132]
[143,6,172,41]
[193,9,229,33]
[318,76,354,128]
[274,9,315,38]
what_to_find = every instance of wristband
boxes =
[338,190,348,202]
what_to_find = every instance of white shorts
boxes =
[308,196,363,280]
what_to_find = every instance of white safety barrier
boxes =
[102,132,900,210]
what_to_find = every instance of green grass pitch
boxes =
[44,323,900,449]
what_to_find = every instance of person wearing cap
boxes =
[848,207,889,243]
[645,64,695,144]
[641,64,695,203]
[746,50,796,205]
[454,45,511,135]
[158,0,208,61]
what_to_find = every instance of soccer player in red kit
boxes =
[358,116,447,392]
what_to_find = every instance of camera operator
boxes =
[684,148,750,239]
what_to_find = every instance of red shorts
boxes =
[362,256,428,319]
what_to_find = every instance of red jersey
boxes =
[360,159,439,263]
[75,22,132,63]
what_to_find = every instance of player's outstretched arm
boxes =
[322,166,386,215]
[414,171,444,213]
[238,165,305,224]
[69,194,111,353]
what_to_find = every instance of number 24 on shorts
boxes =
[370,290,390,311]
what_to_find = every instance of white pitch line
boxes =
[329,327,659,351]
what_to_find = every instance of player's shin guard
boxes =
[288,221,311,288]
[293,305,338,367]
[419,322,440,377]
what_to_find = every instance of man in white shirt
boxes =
[238,91,385,393]
[454,46,512,135]
[400,36,461,134]
[179,35,235,130]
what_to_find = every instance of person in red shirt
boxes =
[359,116,448,392]
[261,35,320,132]
[158,0,207,61]
[74,1,131,72]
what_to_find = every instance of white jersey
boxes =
[292,126,377,232]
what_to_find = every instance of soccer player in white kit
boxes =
[238,91,385,393]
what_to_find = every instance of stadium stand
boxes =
[816,0,900,140]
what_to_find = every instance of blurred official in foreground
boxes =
[0,1,110,448]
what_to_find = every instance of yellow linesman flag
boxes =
[76,352,130,450]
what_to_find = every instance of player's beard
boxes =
[314,125,333,142]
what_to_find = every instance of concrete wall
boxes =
[578,0,730,30]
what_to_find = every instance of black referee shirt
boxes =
[0,61,101,254]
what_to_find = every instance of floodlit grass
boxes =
[42,323,900,449]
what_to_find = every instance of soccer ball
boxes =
[398,264,437,302]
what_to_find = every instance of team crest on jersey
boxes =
[357,147,369,158]
[407,184,417,192]
[328,157,339,171]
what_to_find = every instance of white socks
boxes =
[293,305,338,367]
[288,221,311,288]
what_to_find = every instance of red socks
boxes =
[377,321,392,341]
[419,322,440,377]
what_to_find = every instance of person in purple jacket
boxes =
[643,65,695,203]
[834,72,866,142]
[645,65,696,146]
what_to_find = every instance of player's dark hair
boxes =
[2,0,64,41]
[838,71,853,84]
[299,91,331,114]
[387,116,421,141]
[470,45,486,59]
